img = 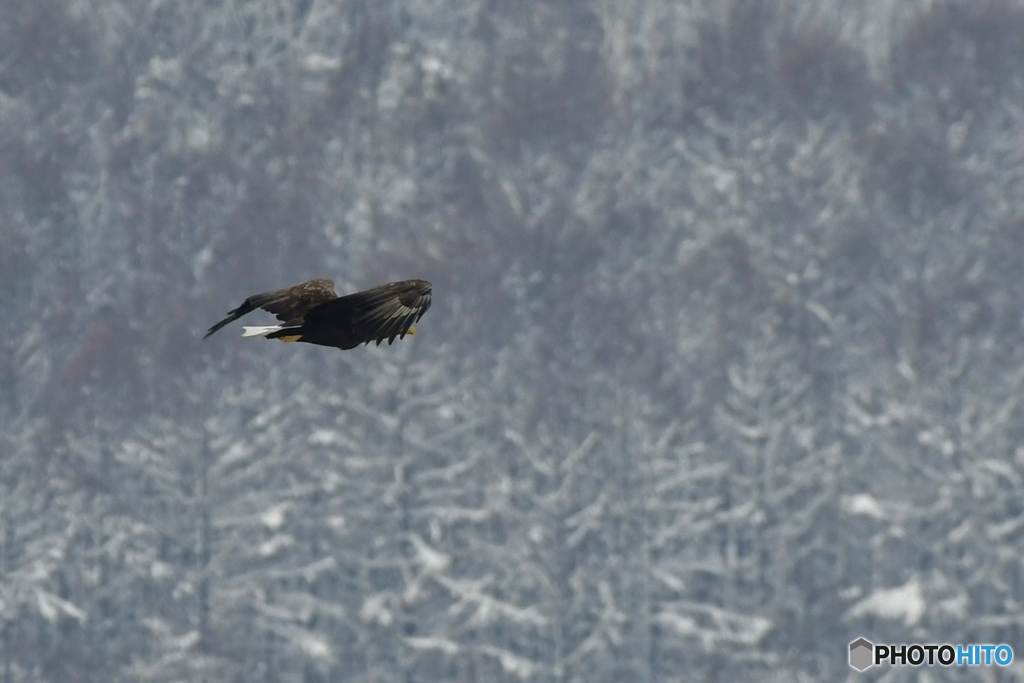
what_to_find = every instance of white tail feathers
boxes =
[241,325,283,338]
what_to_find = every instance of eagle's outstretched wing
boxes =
[204,278,337,339]
[300,279,433,347]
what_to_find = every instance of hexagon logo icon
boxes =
[849,638,874,671]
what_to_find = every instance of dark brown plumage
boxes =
[204,279,432,350]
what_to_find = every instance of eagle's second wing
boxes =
[250,278,338,324]
[204,278,337,338]
[304,279,432,346]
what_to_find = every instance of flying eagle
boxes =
[204,279,432,350]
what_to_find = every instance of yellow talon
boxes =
[278,335,303,342]
[407,326,416,336]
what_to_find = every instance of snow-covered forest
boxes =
[4,0,1024,680]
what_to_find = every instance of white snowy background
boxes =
[3,0,1024,681]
